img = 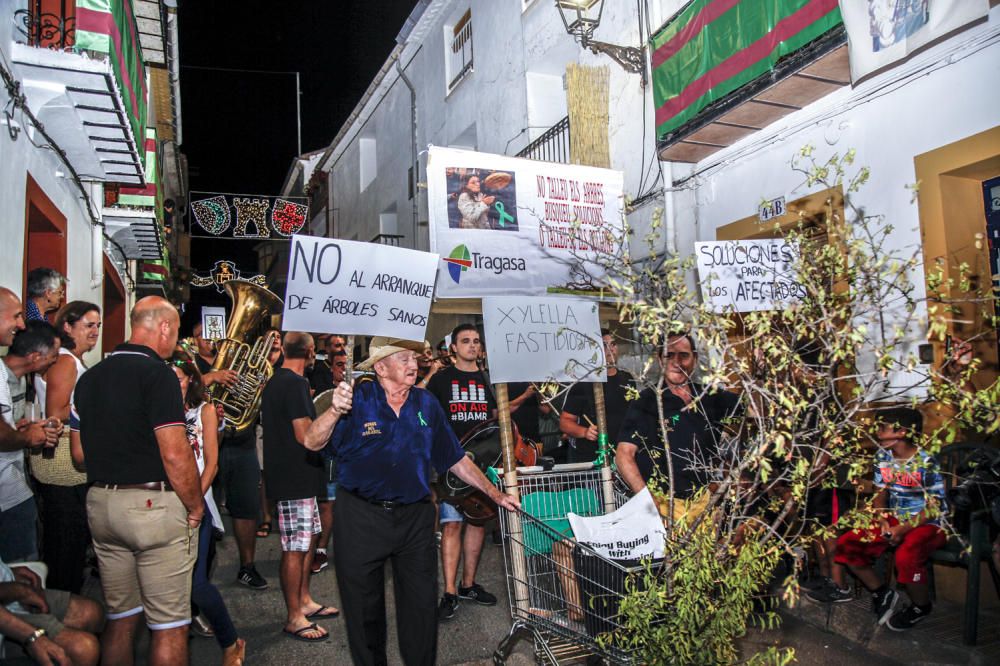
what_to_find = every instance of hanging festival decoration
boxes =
[189,192,309,239]
[190,260,268,293]
[191,195,231,235]
[272,198,308,236]
[233,198,272,238]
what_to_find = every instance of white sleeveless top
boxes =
[34,348,87,416]
[185,402,224,532]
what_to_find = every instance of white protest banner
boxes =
[200,307,226,340]
[427,146,626,298]
[482,296,605,385]
[695,239,804,313]
[281,234,439,340]
[568,488,666,560]
[840,0,988,83]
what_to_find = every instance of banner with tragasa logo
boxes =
[426,146,626,298]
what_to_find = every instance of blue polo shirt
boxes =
[328,379,464,504]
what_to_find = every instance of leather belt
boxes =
[343,488,428,509]
[93,481,173,492]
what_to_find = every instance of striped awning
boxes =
[651,0,844,146]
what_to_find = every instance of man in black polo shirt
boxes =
[560,329,635,463]
[73,296,203,666]
[616,332,742,520]
[261,332,337,643]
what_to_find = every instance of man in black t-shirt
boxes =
[560,330,635,463]
[261,332,336,642]
[425,324,498,620]
[616,333,742,520]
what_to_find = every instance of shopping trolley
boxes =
[492,462,649,665]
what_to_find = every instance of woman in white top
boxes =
[171,349,245,666]
[33,301,99,594]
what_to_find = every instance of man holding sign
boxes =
[303,337,517,666]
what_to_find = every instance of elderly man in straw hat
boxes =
[304,336,517,666]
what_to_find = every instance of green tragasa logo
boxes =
[442,245,472,283]
[441,244,526,284]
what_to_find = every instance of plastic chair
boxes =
[927,442,1000,646]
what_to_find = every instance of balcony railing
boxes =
[371,234,404,246]
[447,9,473,90]
[14,1,75,49]
[517,116,571,164]
[11,0,148,184]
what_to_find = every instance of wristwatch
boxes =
[23,627,46,647]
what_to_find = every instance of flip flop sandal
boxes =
[306,605,340,620]
[282,623,328,643]
[255,521,271,538]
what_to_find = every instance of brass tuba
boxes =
[209,280,284,435]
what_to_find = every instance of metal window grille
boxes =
[516,116,571,164]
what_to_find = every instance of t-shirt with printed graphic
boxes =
[874,447,947,523]
[426,365,497,441]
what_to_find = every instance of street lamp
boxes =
[554,0,646,83]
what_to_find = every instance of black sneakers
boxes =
[872,587,898,625]
[237,564,268,590]
[458,582,497,606]
[886,604,931,631]
[438,593,458,621]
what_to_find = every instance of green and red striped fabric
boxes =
[650,0,842,140]
[140,260,168,283]
[118,128,157,207]
[74,0,147,156]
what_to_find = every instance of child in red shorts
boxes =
[823,407,947,630]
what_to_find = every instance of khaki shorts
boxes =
[87,486,196,629]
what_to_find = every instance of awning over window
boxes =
[651,0,845,161]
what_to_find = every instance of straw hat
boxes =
[358,336,426,370]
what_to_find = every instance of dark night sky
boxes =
[177,0,418,326]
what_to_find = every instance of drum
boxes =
[313,388,335,415]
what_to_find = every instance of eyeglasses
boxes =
[662,351,694,361]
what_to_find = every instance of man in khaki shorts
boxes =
[72,297,204,666]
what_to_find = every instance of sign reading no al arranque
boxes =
[695,239,805,313]
[281,234,439,340]
[482,296,605,385]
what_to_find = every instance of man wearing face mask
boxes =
[615,332,743,519]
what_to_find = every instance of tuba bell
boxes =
[209,280,284,435]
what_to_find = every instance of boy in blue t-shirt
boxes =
[831,407,947,630]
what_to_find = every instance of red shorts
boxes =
[834,516,946,585]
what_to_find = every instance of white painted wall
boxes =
[0,0,135,362]
[665,6,1000,397]
[322,0,669,256]
[317,0,997,393]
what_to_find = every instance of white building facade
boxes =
[307,0,997,386]
[1,0,185,357]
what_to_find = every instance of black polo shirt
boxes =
[618,384,742,499]
[72,343,186,484]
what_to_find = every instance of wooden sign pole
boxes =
[496,382,530,615]
[591,382,616,513]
